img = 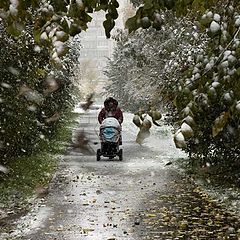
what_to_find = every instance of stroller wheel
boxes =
[118,149,123,161]
[96,149,101,161]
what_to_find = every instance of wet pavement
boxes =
[2,111,240,239]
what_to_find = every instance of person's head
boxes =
[104,97,118,110]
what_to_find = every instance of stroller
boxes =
[97,117,123,161]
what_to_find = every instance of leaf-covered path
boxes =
[2,111,240,240]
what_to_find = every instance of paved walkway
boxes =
[2,111,240,239]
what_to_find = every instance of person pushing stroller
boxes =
[97,97,123,160]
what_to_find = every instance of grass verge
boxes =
[0,112,80,226]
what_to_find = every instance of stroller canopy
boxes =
[100,117,120,129]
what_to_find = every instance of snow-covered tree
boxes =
[105,12,207,113]
[174,3,240,165]
[0,26,81,162]
[105,2,240,166]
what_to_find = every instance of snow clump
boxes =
[236,102,240,112]
[0,165,9,174]
[213,13,221,22]
[181,122,194,138]
[9,0,19,17]
[210,21,220,33]
[206,11,213,18]
[174,130,187,149]
[1,82,12,88]
[40,32,48,41]
[8,66,19,75]
[235,16,240,27]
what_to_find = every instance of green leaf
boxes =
[79,11,92,23]
[6,23,22,37]
[111,0,119,8]
[50,0,67,12]
[96,0,108,11]
[109,6,118,20]
[199,17,212,27]
[84,0,97,7]
[68,3,81,18]
[33,29,41,44]
[30,0,40,8]
[192,0,205,8]
[125,16,139,33]
[164,0,176,10]
[103,18,115,38]
[69,23,82,36]
[0,0,9,9]
[236,67,240,76]
[143,0,153,10]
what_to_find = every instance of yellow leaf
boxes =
[133,115,141,128]
[146,214,156,218]
[212,111,230,137]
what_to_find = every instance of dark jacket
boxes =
[98,107,123,124]
[98,97,123,124]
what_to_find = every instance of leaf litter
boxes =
[139,175,240,239]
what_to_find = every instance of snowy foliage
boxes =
[106,3,240,165]
[174,3,240,163]
[0,25,80,162]
[104,12,207,114]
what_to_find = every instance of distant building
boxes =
[78,11,116,95]
[78,1,133,97]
